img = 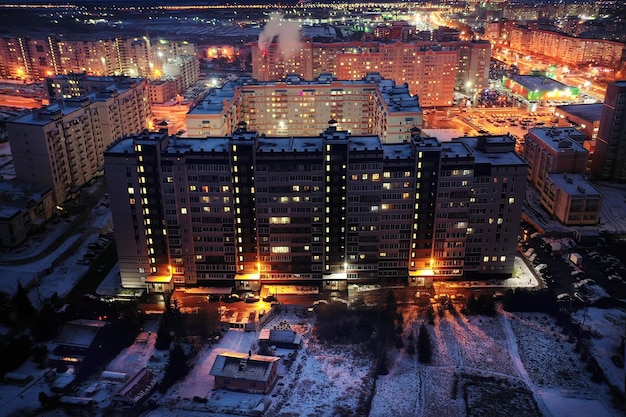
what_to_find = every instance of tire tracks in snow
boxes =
[500,308,552,417]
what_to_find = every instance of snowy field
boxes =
[3,301,623,417]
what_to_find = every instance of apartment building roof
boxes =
[457,136,528,166]
[8,101,84,125]
[547,173,602,197]
[440,141,472,160]
[527,127,588,153]
[10,84,141,126]
[555,103,602,121]
[189,72,421,116]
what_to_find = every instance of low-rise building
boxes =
[258,320,302,350]
[209,352,280,394]
[522,127,589,190]
[111,368,158,411]
[541,173,602,226]
[0,180,55,247]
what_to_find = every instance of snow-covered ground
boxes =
[2,301,623,417]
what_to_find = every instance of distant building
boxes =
[498,24,625,70]
[553,103,602,154]
[0,180,55,247]
[592,81,626,182]
[209,352,280,393]
[6,78,149,204]
[502,74,580,108]
[46,73,144,102]
[148,78,178,105]
[251,39,491,107]
[162,55,200,93]
[186,73,423,144]
[103,127,525,292]
[541,173,602,226]
[0,36,196,81]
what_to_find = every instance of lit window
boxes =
[271,246,289,253]
[180,207,187,214]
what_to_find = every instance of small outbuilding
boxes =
[110,368,158,411]
[258,320,302,349]
[209,351,279,393]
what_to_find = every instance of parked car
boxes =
[244,295,260,303]
[222,294,242,303]
[263,295,278,303]
[573,292,588,304]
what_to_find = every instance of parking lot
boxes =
[518,229,626,308]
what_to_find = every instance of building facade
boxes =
[522,127,601,225]
[7,78,149,204]
[541,173,602,226]
[186,73,423,144]
[522,127,589,190]
[0,181,55,247]
[592,81,626,182]
[251,39,491,107]
[501,25,625,70]
[104,128,525,292]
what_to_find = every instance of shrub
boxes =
[417,324,432,364]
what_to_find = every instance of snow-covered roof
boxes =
[112,367,158,406]
[53,319,108,349]
[210,352,279,382]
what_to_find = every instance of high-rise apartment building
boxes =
[186,73,423,144]
[501,25,625,70]
[0,36,197,82]
[104,127,525,293]
[6,78,149,204]
[251,40,491,107]
[592,81,626,182]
